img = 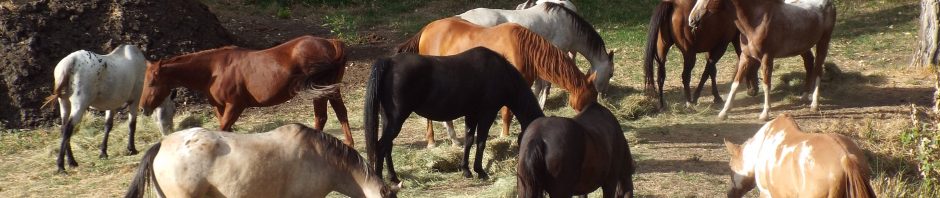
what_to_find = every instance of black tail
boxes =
[395,28,424,54]
[124,142,164,198]
[517,138,547,198]
[364,58,391,169]
[643,2,673,96]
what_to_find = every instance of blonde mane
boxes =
[510,26,596,108]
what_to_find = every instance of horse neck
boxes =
[162,56,216,91]
[727,0,767,35]
[517,34,594,100]
[335,167,385,198]
[508,87,546,130]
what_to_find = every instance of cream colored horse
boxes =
[125,124,399,198]
[724,114,875,197]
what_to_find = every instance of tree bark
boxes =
[913,0,940,111]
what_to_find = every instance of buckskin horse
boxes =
[397,17,597,147]
[138,36,355,145]
[41,44,171,172]
[723,114,875,197]
[364,47,545,182]
[689,0,836,120]
[124,124,399,198]
[517,101,635,198]
[644,0,759,109]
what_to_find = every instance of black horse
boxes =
[364,47,544,182]
[517,102,635,197]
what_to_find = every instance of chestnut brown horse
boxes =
[690,0,836,120]
[517,101,634,197]
[398,17,598,146]
[644,0,759,109]
[724,114,874,197]
[138,36,353,145]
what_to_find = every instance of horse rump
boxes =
[124,143,165,198]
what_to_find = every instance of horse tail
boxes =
[643,2,673,96]
[395,28,424,54]
[124,142,165,198]
[841,155,876,198]
[364,58,390,168]
[517,137,547,197]
[42,53,80,109]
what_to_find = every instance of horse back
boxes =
[572,104,630,193]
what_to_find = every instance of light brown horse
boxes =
[138,36,354,145]
[398,17,598,146]
[723,114,875,197]
[125,124,399,198]
[689,0,836,120]
[644,0,760,109]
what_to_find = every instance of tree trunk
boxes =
[913,0,940,111]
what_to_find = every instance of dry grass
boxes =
[2,0,939,197]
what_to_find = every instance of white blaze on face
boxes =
[688,0,711,26]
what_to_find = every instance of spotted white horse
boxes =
[42,44,173,172]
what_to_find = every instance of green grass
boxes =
[3,0,940,197]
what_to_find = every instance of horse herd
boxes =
[36,0,878,197]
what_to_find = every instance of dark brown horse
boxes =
[139,36,354,145]
[644,0,758,109]
[517,101,634,197]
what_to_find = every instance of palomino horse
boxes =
[41,44,154,172]
[397,17,597,147]
[644,0,760,108]
[364,47,545,181]
[459,1,613,101]
[723,114,875,197]
[517,102,634,197]
[138,36,355,145]
[689,0,836,120]
[124,124,399,198]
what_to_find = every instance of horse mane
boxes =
[160,46,243,64]
[510,26,593,104]
[296,125,386,189]
[542,2,608,55]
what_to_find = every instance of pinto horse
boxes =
[397,17,597,147]
[690,0,836,120]
[644,0,760,109]
[124,124,399,198]
[723,114,875,197]
[138,36,354,145]
[41,44,167,172]
[517,102,634,197]
[364,47,545,182]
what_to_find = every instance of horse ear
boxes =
[390,181,404,192]
[724,138,741,158]
[586,71,597,89]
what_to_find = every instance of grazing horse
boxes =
[397,17,596,147]
[459,1,614,101]
[138,36,354,145]
[644,0,760,108]
[517,102,634,197]
[124,124,399,198]
[41,44,152,172]
[723,114,875,197]
[689,0,836,120]
[364,47,545,182]
[152,91,177,136]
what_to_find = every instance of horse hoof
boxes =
[747,89,758,97]
[56,169,68,175]
[463,170,473,178]
[758,114,769,121]
[477,172,489,180]
[717,113,729,120]
[390,177,401,184]
[810,106,819,112]
[713,99,724,105]
[68,161,79,168]
[426,142,437,149]
[99,153,109,159]
[127,149,139,155]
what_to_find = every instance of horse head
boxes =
[724,138,756,198]
[688,0,723,31]
[570,72,599,112]
[140,60,174,116]
[593,50,616,95]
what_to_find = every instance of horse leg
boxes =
[61,101,87,171]
[758,55,775,121]
[444,121,460,147]
[602,184,617,198]
[655,43,670,109]
[811,36,831,111]
[379,113,407,183]
[55,98,72,173]
[473,113,497,179]
[219,104,245,131]
[702,46,729,104]
[328,96,353,147]
[680,53,696,107]
[500,106,513,138]
[312,97,328,131]
[126,103,139,155]
[533,78,549,109]
[718,54,757,120]
[461,116,478,178]
[425,118,437,148]
[799,51,815,100]
[99,110,115,159]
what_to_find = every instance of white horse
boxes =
[124,124,400,198]
[151,91,176,136]
[41,44,155,172]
